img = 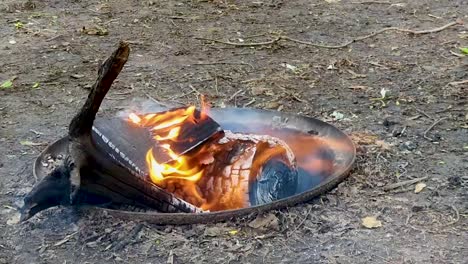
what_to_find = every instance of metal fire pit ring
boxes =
[34,108,356,225]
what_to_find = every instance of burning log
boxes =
[21,41,299,221]
[125,109,299,212]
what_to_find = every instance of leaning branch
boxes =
[69,41,130,138]
[197,20,462,49]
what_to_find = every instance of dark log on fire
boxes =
[21,42,205,221]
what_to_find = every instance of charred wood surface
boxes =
[21,42,203,221]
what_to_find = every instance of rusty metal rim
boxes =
[34,108,356,225]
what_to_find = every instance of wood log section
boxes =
[137,130,298,211]
[20,42,299,221]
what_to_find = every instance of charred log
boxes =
[22,42,131,221]
[20,158,74,221]
[20,42,202,221]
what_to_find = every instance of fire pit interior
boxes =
[22,42,355,224]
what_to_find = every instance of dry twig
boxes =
[53,231,78,247]
[448,79,468,86]
[443,205,460,226]
[190,61,254,69]
[144,92,174,108]
[227,89,244,101]
[413,107,432,119]
[195,36,281,47]
[196,21,461,49]
[383,176,428,191]
[290,207,313,234]
[423,117,448,141]
[188,84,201,95]
[351,1,391,4]
[243,98,256,107]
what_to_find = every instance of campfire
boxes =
[94,102,298,212]
[21,42,355,223]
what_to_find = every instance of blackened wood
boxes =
[92,118,152,176]
[21,42,203,221]
[66,42,202,213]
[79,145,202,213]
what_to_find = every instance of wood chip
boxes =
[362,216,382,228]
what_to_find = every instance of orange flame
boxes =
[128,106,205,187]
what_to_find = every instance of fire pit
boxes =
[22,42,355,224]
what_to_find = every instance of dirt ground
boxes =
[1,0,467,263]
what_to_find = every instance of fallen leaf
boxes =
[203,226,229,237]
[460,47,468,54]
[265,101,281,109]
[375,140,391,150]
[350,132,378,145]
[362,216,382,229]
[80,25,108,36]
[414,182,426,193]
[228,230,238,235]
[1,80,13,89]
[32,82,40,88]
[7,213,20,225]
[1,76,17,89]
[14,21,24,29]
[250,86,266,96]
[330,111,345,120]
[248,213,279,230]
[281,63,298,72]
